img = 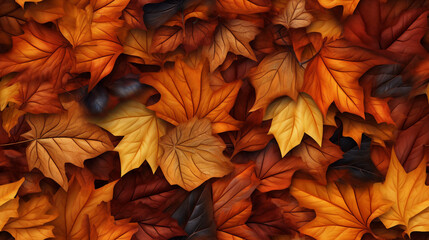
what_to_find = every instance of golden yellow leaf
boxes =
[159,118,233,191]
[203,19,259,72]
[123,29,164,65]
[21,100,113,190]
[306,11,342,41]
[0,178,24,230]
[317,0,359,17]
[93,101,168,175]
[273,0,312,29]
[0,76,19,111]
[3,195,57,240]
[264,93,323,157]
[290,177,392,240]
[249,50,304,111]
[375,151,429,236]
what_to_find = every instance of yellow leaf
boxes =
[249,50,304,111]
[264,93,323,157]
[203,19,259,72]
[0,178,24,230]
[93,101,168,175]
[0,76,20,111]
[123,29,163,65]
[317,0,359,17]
[159,118,233,191]
[21,100,113,190]
[1,104,25,136]
[306,11,342,41]
[290,178,392,240]
[375,151,429,236]
[3,195,57,240]
[273,0,312,29]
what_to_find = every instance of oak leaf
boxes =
[292,127,343,185]
[375,151,429,236]
[3,195,57,240]
[0,178,24,230]
[141,59,242,133]
[273,0,312,29]
[302,40,392,117]
[22,100,113,190]
[249,50,304,111]
[159,118,233,191]
[203,19,259,72]
[264,93,323,157]
[290,177,392,240]
[93,101,167,175]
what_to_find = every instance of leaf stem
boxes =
[0,139,33,147]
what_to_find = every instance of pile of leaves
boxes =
[0,0,428,239]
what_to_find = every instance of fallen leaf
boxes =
[15,0,42,8]
[375,151,429,236]
[93,101,167,174]
[159,118,233,191]
[264,93,323,157]
[0,77,19,111]
[290,177,392,240]
[249,50,304,111]
[317,0,359,17]
[203,19,259,72]
[216,0,270,15]
[141,59,242,133]
[22,100,113,190]
[0,178,24,230]
[23,0,65,24]
[273,0,312,29]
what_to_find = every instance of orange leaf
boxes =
[23,0,65,24]
[141,59,242,133]
[216,0,271,15]
[303,40,392,117]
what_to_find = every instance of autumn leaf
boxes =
[3,195,57,240]
[290,177,392,240]
[264,93,323,157]
[159,118,233,191]
[317,0,359,17]
[375,151,429,236]
[93,101,167,175]
[306,10,343,41]
[57,1,92,48]
[0,76,19,111]
[249,50,304,111]
[254,141,304,192]
[141,59,242,133]
[273,0,312,29]
[0,178,24,230]
[292,127,343,185]
[203,19,259,72]
[23,0,65,24]
[22,100,113,190]
[216,0,271,15]
[0,22,74,88]
[302,39,392,117]
[212,162,260,240]
[15,0,42,8]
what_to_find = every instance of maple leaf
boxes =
[202,19,259,72]
[292,127,343,185]
[93,101,167,175]
[273,0,312,29]
[57,1,93,48]
[0,22,74,88]
[23,0,65,24]
[0,178,24,230]
[22,100,113,190]
[249,50,304,111]
[159,118,233,191]
[141,59,242,133]
[216,0,271,15]
[302,39,392,117]
[290,177,392,240]
[375,151,429,236]
[3,195,57,240]
[212,162,260,240]
[264,93,323,157]
[254,141,304,192]
[289,29,323,63]
[122,29,166,65]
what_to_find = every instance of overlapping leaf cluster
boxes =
[0,0,428,239]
